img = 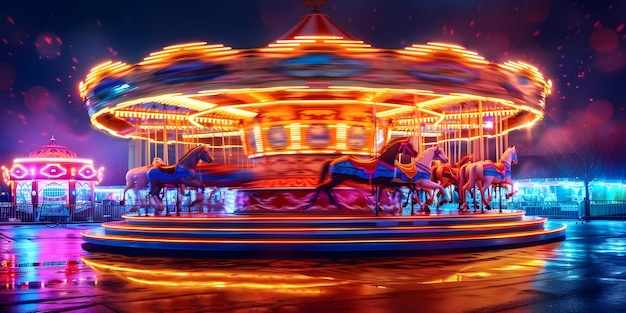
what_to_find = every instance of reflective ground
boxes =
[1,220,625,313]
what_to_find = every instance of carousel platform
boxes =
[80,206,567,256]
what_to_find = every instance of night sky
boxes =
[1,0,625,186]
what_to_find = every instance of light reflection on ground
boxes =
[1,221,625,313]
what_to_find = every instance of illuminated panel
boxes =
[289,123,302,150]
[40,164,67,179]
[336,123,347,150]
[253,126,264,153]
[78,165,97,179]
[10,164,28,179]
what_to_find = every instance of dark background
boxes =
[1,0,625,186]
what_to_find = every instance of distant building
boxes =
[1,136,104,213]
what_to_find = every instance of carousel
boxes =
[78,2,565,255]
[1,136,104,221]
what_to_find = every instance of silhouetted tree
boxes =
[537,123,623,216]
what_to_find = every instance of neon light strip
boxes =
[80,224,566,244]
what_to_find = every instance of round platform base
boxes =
[80,209,566,256]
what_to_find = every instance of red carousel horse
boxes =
[458,146,518,212]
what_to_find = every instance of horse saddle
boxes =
[483,162,506,178]
[394,160,417,181]
[441,165,456,179]
[156,164,178,175]
[347,158,380,174]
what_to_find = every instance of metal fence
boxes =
[0,202,220,225]
[1,200,625,225]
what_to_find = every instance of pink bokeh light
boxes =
[589,27,619,53]
[0,62,16,89]
[34,32,63,59]
[24,86,50,112]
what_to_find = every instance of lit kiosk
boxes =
[1,136,104,222]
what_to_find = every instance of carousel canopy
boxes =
[79,3,551,158]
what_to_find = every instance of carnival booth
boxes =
[1,136,104,221]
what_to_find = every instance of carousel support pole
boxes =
[162,119,168,164]
[373,98,379,216]
[375,185,380,216]
[478,100,485,161]
[176,186,181,217]
[498,183,503,213]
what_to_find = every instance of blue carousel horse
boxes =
[306,137,419,210]
[146,145,214,214]
[458,146,518,212]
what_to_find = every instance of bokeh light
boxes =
[35,32,63,59]
[521,0,552,23]
[594,47,625,73]
[0,62,16,89]
[589,27,619,53]
[24,86,50,112]
[585,99,614,125]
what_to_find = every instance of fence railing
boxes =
[1,200,625,224]
[0,203,219,224]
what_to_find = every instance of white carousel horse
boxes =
[393,144,450,214]
[121,157,165,208]
[458,146,518,211]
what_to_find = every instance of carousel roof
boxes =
[275,12,359,41]
[79,4,551,148]
[29,136,78,159]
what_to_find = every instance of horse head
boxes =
[501,146,518,165]
[198,146,214,164]
[432,144,449,164]
[457,154,473,167]
[398,138,418,158]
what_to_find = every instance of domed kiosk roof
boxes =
[29,136,78,159]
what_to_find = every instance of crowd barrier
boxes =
[1,200,625,225]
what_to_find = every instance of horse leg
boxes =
[304,187,324,210]
[478,183,491,213]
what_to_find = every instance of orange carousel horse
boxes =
[458,146,518,212]
[430,154,473,202]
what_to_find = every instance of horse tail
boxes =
[121,188,128,206]
[318,160,332,184]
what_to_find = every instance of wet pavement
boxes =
[0,219,625,313]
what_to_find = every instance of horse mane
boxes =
[178,145,204,161]
[499,146,516,162]
[415,144,436,160]
[378,137,411,165]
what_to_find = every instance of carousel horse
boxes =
[146,145,214,214]
[458,146,518,212]
[306,137,418,211]
[121,157,165,207]
[394,144,451,214]
[429,154,473,203]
